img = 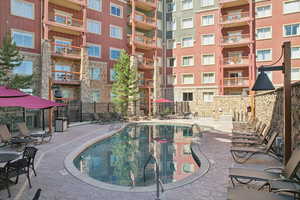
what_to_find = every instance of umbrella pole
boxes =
[23,108,26,123]
[42,109,45,131]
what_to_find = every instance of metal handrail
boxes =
[143,154,164,200]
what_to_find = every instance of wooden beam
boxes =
[283,41,291,165]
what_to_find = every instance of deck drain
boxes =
[59,169,69,176]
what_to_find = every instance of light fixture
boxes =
[252,69,275,91]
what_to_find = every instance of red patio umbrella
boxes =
[152,98,173,103]
[0,86,64,109]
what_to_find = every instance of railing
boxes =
[219,0,243,3]
[139,79,154,87]
[224,77,249,87]
[135,0,156,4]
[48,12,83,28]
[52,70,81,83]
[133,12,156,26]
[221,12,250,23]
[51,43,81,58]
[142,58,154,66]
[222,34,250,44]
[223,56,249,65]
[129,34,156,48]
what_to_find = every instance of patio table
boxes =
[0,152,20,163]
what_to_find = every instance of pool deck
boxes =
[0,118,280,200]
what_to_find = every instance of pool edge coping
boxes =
[64,122,211,193]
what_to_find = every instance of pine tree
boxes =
[0,32,24,86]
[112,50,139,116]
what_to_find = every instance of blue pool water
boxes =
[73,123,200,187]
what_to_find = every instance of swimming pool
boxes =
[73,123,201,188]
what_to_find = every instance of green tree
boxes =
[112,50,139,116]
[0,32,24,86]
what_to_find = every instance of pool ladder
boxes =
[143,154,164,200]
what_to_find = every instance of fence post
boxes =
[80,101,83,122]
[107,103,110,112]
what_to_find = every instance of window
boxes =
[12,30,34,48]
[87,20,101,34]
[54,39,71,53]
[292,47,300,59]
[167,18,176,31]
[183,92,193,101]
[13,60,33,75]
[256,27,272,40]
[256,5,272,18]
[203,92,214,102]
[167,2,176,12]
[11,0,34,19]
[182,0,193,10]
[182,56,194,66]
[256,49,272,61]
[110,68,116,81]
[202,73,215,84]
[201,15,214,26]
[201,34,215,45]
[283,0,300,14]
[182,18,193,29]
[91,91,100,102]
[167,39,176,49]
[182,75,194,84]
[202,54,215,65]
[167,57,176,67]
[90,68,101,80]
[54,64,71,81]
[110,25,122,39]
[110,48,121,60]
[291,68,300,80]
[87,44,101,57]
[181,37,193,48]
[110,3,122,17]
[284,23,300,36]
[200,0,214,7]
[88,0,102,11]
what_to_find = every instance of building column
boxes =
[80,47,90,103]
[41,40,51,99]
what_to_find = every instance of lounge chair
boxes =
[233,118,259,133]
[229,147,300,187]
[227,188,293,200]
[232,122,265,139]
[17,122,52,144]
[231,125,272,146]
[230,131,279,163]
[0,124,34,146]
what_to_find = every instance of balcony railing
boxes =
[139,79,154,87]
[221,12,250,23]
[223,56,249,66]
[52,70,81,84]
[51,43,81,58]
[133,12,156,26]
[221,34,250,45]
[129,34,156,49]
[224,77,249,87]
[131,0,157,10]
[48,12,84,29]
[219,0,248,4]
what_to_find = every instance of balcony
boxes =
[139,79,154,88]
[138,57,154,70]
[128,34,156,50]
[224,77,249,87]
[220,12,251,28]
[49,0,85,11]
[52,70,81,85]
[129,0,157,11]
[47,12,84,35]
[219,0,249,8]
[221,34,252,48]
[130,12,156,30]
[51,43,82,60]
[223,56,249,68]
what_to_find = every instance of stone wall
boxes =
[255,81,300,148]
[40,40,51,99]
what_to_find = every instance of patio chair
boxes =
[0,124,34,147]
[23,146,38,176]
[232,121,265,138]
[229,147,300,187]
[231,125,272,146]
[0,158,32,198]
[17,122,52,144]
[233,117,258,132]
[227,188,294,200]
[230,131,279,163]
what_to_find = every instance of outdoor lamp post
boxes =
[251,41,291,165]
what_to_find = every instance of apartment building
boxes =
[166,0,300,104]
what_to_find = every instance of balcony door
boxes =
[227,10,242,21]
[229,71,243,86]
[55,39,71,54]
[227,31,242,43]
[54,64,71,81]
[54,10,72,25]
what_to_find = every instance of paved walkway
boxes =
[0,119,279,200]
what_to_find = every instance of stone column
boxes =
[153,57,161,115]
[80,47,90,103]
[128,55,140,116]
[40,40,51,99]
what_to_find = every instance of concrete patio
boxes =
[0,118,280,200]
